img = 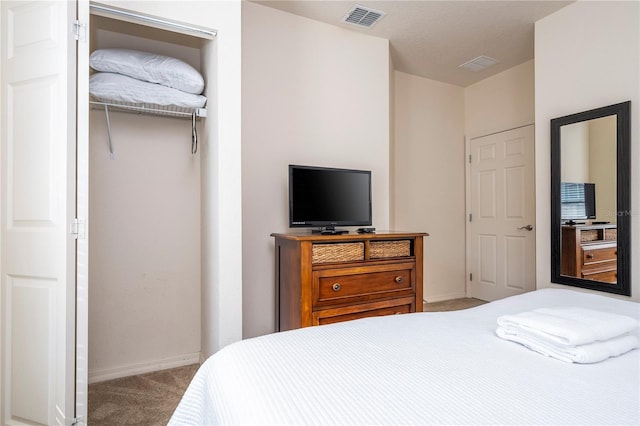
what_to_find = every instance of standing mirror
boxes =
[551,101,631,296]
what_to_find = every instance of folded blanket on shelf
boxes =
[497,307,639,346]
[496,326,639,363]
[90,72,207,109]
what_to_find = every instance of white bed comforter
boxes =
[170,289,640,425]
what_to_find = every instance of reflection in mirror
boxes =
[551,101,631,296]
[560,115,617,283]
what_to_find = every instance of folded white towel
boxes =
[497,307,638,346]
[496,326,639,363]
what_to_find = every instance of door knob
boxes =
[517,224,534,231]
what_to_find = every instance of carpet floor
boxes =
[88,298,486,424]
[423,297,487,312]
[88,363,199,425]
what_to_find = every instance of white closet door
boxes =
[1,1,77,425]
[76,0,90,422]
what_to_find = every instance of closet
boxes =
[86,9,211,384]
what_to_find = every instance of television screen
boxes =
[561,182,596,221]
[289,165,372,231]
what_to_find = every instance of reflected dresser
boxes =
[561,224,617,283]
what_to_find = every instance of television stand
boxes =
[312,226,348,235]
[271,231,428,330]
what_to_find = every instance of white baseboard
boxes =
[88,352,201,384]
[423,291,468,303]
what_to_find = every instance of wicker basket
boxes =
[369,240,411,259]
[605,228,617,241]
[312,242,364,264]
[580,230,600,242]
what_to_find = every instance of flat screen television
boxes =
[561,182,596,223]
[289,165,372,234]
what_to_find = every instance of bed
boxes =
[170,289,639,425]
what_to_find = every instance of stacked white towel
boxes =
[496,307,639,363]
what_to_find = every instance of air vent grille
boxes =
[342,4,385,28]
[459,55,500,72]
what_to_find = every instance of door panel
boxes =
[505,236,526,289]
[478,235,497,284]
[505,166,525,218]
[478,171,496,218]
[76,0,90,422]
[469,126,535,301]
[9,278,53,425]
[1,1,77,424]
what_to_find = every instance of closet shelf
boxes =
[89,97,207,119]
[90,96,204,159]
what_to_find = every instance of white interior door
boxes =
[1,1,77,424]
[468,125,536,301]
[76,0,90,423]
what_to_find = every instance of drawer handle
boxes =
[395,276,404,284]
[586,253,594,259]
[332,283,341,292]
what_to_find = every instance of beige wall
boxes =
[241,2,390,338]
[535,0,639,300]
[589,116,617,223]
[560,122,590,182]
[393,71,466,302]
[88,111,201,382]
[465,60,534,138]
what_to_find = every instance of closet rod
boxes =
[90,3,217,40]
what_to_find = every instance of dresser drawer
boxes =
[313,263,415,307]
[582,269,617,283]
[313,297,414,326]
[582,246,617,266]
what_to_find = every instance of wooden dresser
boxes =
[561,225,617,283]
[272,231,427,331]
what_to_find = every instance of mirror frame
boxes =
[551,101,631,296]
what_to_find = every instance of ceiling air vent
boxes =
[459,55,500,72]
[342,4,385,28]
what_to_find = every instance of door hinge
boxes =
[469,213,472,222]
[470,273,473,282]
[73,20,87,42]
[468,154,472,164]
[70,218,86,240]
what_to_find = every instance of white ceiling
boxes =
[252,0,573,87]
